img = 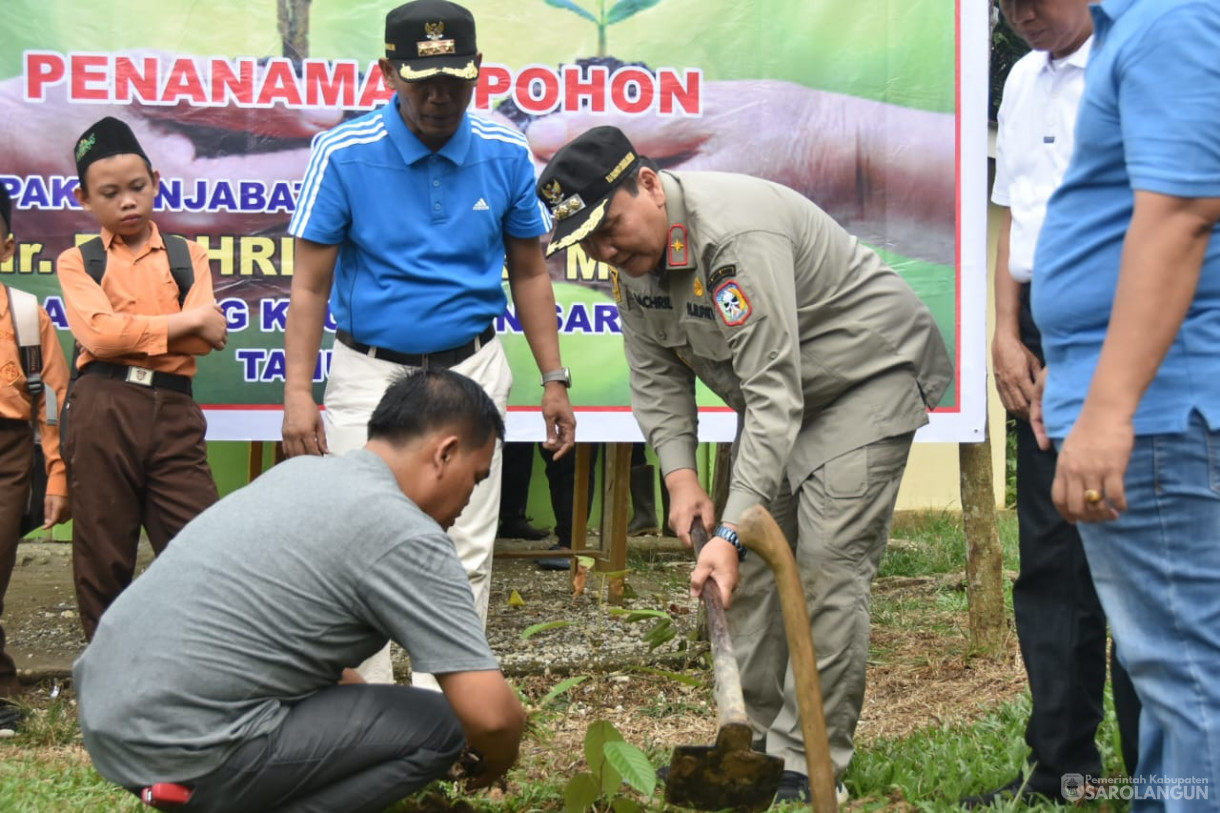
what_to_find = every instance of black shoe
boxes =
[536,544,572,571]
[960,775,1058,808]
[499,516,549,540]
[0,699,24,731]
[773,771,849,806]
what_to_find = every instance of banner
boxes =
[0,0,989,442]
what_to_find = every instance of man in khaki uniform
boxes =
[537,126,952,802]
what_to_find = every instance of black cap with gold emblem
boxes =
[73,116,150,184]
[385,0,479,83]
[536,125,640,257]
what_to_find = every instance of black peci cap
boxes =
[536,126,640,257]
[74,116,150,183]
[385,0,479,83]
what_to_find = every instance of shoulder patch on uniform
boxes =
[667,224,689,267]
[713,280,752,326]
[708,264,736,289]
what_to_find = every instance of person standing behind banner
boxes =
[282,0,576,686]
[963,1,1140,806]
[1,183,71,714]
[537,127,952,804]
[1029,1,1220,805]
[57,117,227,641]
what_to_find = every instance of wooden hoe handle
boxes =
[737,505,838,812]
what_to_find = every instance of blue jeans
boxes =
[1073,412,1220,812]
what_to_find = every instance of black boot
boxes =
[627,464,660,535]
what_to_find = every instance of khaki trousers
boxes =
[727,431,914,777]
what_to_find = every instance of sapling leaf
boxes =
[544,0,599,23]
[604,740,657,796]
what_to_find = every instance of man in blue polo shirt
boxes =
[1031,0,1220,802]
[284,0,576,686]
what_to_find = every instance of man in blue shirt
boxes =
[1032,0,1220,802]
[283,0,576,686]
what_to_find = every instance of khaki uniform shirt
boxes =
[0,290,71,497]
[56,222,216,377]
[617,172,953,524]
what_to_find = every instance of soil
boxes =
[5,533,1024,751]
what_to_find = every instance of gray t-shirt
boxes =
[73,449,499,788]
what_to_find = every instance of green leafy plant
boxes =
[543,0,663,57]
[563,720,656,812]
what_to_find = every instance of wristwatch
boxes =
[713,524,747,562]
[540,367,572,387]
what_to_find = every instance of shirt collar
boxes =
[100,220,165,252]
[1092,0,1133,46]
[1047,34,1092,71]
[382,94,472,167]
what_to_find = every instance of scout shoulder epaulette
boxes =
[78,233,194,307]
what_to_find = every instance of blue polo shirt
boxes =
[1032,0,1220,439]
[288,98,551,353]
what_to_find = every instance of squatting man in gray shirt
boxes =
[73,369,525,812]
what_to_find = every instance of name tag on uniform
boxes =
[126,366,154,387]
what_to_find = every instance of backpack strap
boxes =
[5,284,55,429]
[79,234,194,306]
[163,234,195,308]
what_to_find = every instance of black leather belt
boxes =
[335,325,496,369]
[82,362,193,396]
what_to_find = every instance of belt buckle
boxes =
[125,366,155,387]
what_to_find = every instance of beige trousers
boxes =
[727,431,915,778]
[323,338,512,688]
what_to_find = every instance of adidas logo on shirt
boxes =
[472,198,490,211]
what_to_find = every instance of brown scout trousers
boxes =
[63,374,218,641]
[0,420,34,697]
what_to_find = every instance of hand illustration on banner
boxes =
[0,51,345,238]
[526,79,956,265]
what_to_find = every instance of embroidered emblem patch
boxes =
[1,361,19,385]
[714,281,751,326]
[693,278,704,298]
[708,264,736,290]
[667,224,688,267]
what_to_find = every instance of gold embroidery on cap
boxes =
[545,198,610,257]
[542,180,563,205]
[552,194,586,221]
[605,151,636,184]
[425,21,445,39]
[397,60,478,80]
[416,39,456,56]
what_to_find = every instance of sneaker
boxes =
[773,771,849,806]
[0,699,23,732]
[499,516,549,540]
[960,775,1057,808]
[536,544,572,571]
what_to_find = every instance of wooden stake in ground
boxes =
[959,438,1006,653]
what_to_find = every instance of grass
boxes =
[1,509,1134,812]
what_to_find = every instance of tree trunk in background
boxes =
[960,438,1006,653]
[278,0,312,62]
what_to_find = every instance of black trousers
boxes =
[542,444,597,547]
[175,685,465,813]
[0,422,34,697]
[1014,286,1140,789]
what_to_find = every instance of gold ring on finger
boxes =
[1084,489,1103,505]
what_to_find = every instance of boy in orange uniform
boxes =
[57,117,227,640]
[1,183,71,718]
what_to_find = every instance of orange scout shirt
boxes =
[56,222,216,378]
[0,290,71,497]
